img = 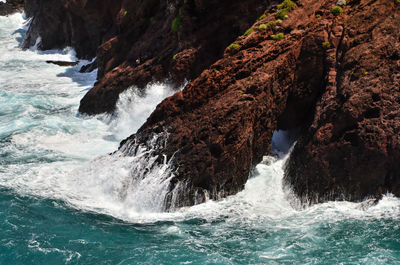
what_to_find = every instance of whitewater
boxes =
[1,13,400,265]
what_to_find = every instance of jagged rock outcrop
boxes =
[78,0,271,114]
[285,0,400,203]
[0,0,23,16]
[22,0,270,115]
[120,0,338,209]
[120,0,400,209]
[22,0,400,209]
[23,0,121,58]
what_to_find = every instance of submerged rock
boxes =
[46,60,79,67]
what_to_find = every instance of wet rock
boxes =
[23,0,122,59]
[285,0,400,204]
[46,60,79,67]
[120,0,329,209]
[0,0,23,16]
[23,0,271,115]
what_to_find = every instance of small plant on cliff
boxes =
[173,53,178,60]
[396,0,400,4]
[277,0,297,11]
[259,24,267,31]
[172,17,182,33]
[332,6,343,16]
[123,10,128,16]
[271,33,284,40]
[228,43,241,50]
[275,8,289,19]
[266,21,276,28]
[275,0,296,19]
[244,28,255,36]
[322,41,331,49]
[258,14,267,21]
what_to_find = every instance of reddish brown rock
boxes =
[120,0,336,209]
[285,0,400,203]
[22,0,271,115]
[79,0,272,114]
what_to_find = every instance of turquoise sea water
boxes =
[1,13,400,265]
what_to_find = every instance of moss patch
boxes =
[228,43,241,50]
[271,33,284,40]
[172,17,182,33]
[332,6,343,16]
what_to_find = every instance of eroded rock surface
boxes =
[285,0,400,203]
[120,0,341,209]
[0,0,23,16]
[22,0,271,115]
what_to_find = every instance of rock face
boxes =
[285,0,400,203]
[23,0,121,59]
[78,0,271,114]
[0,0,23,16]
[120,0,338,209]
[23,0,400,209]
[23,0,270,115]
[120,0,400,209]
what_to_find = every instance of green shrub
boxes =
[396,0,400,4]
[259,24,267,31]
[266,21,276,28]
[277,0,297,11]
[271,33,284,40]
[123,10,128,16]
[275,8,289,19]
[275,0,296,19]
[322,41,331,49]
[228,43,241,50]
[332,6,343,16]
[276,19,283,25]
[316,14,321,18]
[258,14,267,21]
[173,53,178,60]
[171,17,182,33]
[244,28,255,36]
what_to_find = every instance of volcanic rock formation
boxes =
[0,0,23,16]
[285,0,400,203]
[20,0,400,209]
[22,0,271,114]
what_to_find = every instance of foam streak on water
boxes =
[1,13,400,265]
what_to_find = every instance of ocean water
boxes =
[1,13,400,265]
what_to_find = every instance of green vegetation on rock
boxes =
[244,28,255,36]
[258,14,267,21]
[332,6,343,16]
[275,0,296,19]
[259,24,267,31]
[322,41,331,49]
[172,17,182,33]
[228,43,241,50]
[271,33,284,40]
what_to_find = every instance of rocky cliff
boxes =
[0,0,23,15]
[19,0,400,209]
[285,0,400,203]
[23,0,270,114]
